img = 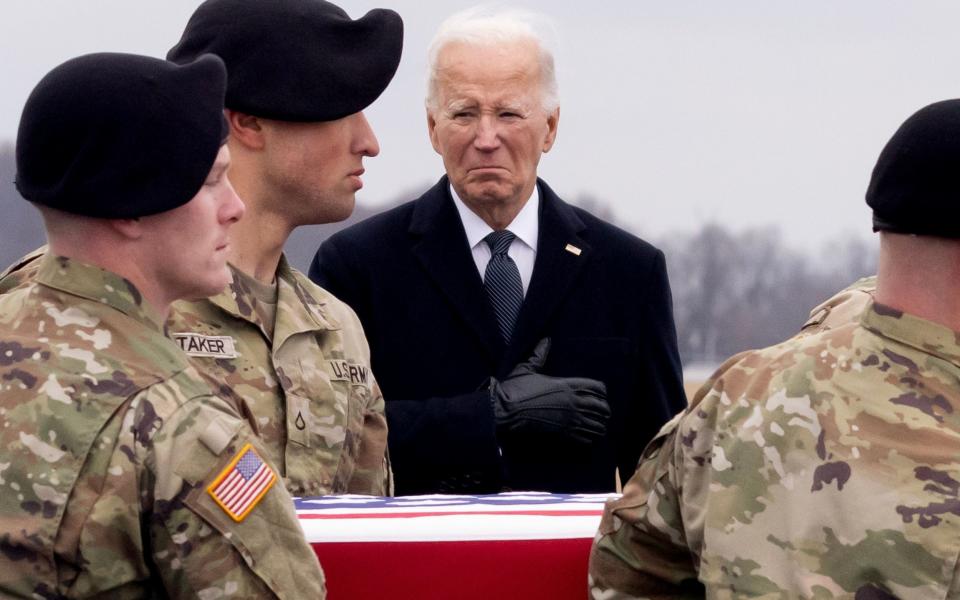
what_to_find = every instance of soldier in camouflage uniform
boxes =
[589,100,960,598]
[164,0,403,497]
[1,0,405,498]
[0,53,324,598]
[167,256,390,496]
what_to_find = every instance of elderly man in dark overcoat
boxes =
[310,6,686,495]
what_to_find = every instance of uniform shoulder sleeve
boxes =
[588,347,760,597]
[588,408,704,598]
[141,375,326,598]
[0,245,46,294]
[801,275,876,335]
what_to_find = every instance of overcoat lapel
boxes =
[504,179,591,370]
[410,178,504,361]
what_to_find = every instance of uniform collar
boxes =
[451,183,540,253]
[34,253,166,331]
[861,300,960,367]
[208,255,340,342]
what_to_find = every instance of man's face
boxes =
[428,39,559,212]
[141,145,245,300]
[260,112,380,226]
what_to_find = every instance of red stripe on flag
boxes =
[217,469,244,495]
[228,465,273,514]
[227,467,265,512]
[226,465,266,512]
[223,470,257,511]
[216,471,244,503]
[232,469,274,515]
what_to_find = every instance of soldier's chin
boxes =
[183,268,232,301]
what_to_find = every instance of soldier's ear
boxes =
[227,109,265,151]
[109,217,144,240]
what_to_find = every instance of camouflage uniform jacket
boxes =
[1,250,390,497]
[800,275,877,336]
[0,245,45,295]
[168,257,390,497]
[0,255,325,599]
[589,300,960,599]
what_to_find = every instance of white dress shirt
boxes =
[451,185,539,296]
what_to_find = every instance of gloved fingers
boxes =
[498,373,606,401]
[501,406,609,430]
[560,377,607,396]
[510,338,552,376]
[504,415,607,443]
[499,394,609,419]
[575,411,611,428]
[502,414,569,435]
[499,397,589,414]
[571,394,611,419]
[499,377,603,401]
[497,420,559,440]
[572,410,607,435]
[564,414,609,436]
[569,412,609,432]
[509,405,609,427]
[495,382,575,404]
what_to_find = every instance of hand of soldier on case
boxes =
[490,338,610,445]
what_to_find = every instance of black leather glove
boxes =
[490,339,610,445]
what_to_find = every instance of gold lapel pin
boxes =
[564,244,582,256]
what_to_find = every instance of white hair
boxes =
[425,5,560,113]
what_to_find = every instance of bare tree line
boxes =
[661,225,876,366]
[0,145,876,367]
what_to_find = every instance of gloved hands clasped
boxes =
[490,339,611,445]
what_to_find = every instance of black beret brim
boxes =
[168,0,403,122]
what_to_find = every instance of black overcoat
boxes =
[309,177,686,494]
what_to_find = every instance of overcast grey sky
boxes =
[3,1,959,252]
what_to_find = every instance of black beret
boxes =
[167,0,403,122]
[16,52,228,219]
[866,99,960,238]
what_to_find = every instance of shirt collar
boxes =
[206,256,340,341]
[860,300,960,367]
[34,253,166,331]
[451,183,540,252]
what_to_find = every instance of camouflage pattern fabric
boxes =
[0,254,325,598]
[169,257,391,497]
[800,275,877,336]
[0,250,390,498]
[589,300,960,599]
[0,246,46,295]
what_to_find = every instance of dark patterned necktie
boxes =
[483,230,524,342]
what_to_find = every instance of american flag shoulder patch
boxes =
[207,443,277,522]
